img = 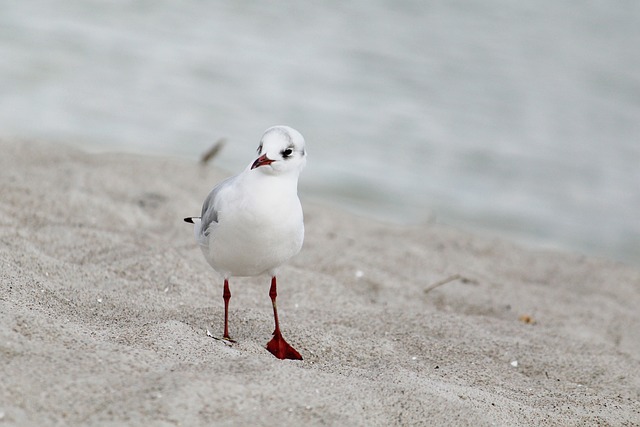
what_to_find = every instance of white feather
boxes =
[190,126,306,279]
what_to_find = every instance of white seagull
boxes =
[184,126,306,360]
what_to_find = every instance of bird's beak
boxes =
[251,154,274,170]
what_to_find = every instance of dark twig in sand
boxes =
[207,328,234,346]
[200,138,226,164]
[424,274,476,294]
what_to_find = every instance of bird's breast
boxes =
[205,190,304,277]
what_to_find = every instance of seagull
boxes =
[184,126,306,360]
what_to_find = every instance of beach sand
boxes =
[1,140,639,426]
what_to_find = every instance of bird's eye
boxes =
[257,144,263,154]
[282,148,293,158]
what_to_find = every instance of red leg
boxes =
[269,277,281,336]
[266,276,302,360]
[222,278,234,341]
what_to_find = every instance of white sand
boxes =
[1,140,639,426]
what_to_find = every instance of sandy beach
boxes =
[1,140,639,426]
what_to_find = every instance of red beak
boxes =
[251,154,274,170]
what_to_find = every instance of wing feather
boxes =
[198,175,235,241]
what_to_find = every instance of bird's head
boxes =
[251,126,306,175]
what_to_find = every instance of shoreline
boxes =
[51,138,640,268]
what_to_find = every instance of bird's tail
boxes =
[184,217,205,245]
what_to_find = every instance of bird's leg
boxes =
[222,278,235,342]
[266,276,302,360]
[269,277,280,336]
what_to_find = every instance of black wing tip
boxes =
[184,217,199,224]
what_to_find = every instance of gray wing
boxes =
[199,176,234,239]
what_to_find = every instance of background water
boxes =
[2,1,639,265]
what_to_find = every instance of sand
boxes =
[1,140,639,426]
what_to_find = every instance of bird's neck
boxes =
[246,170,299,194]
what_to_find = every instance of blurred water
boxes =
[1,1,639,265]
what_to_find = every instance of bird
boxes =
[184,125,306,360]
